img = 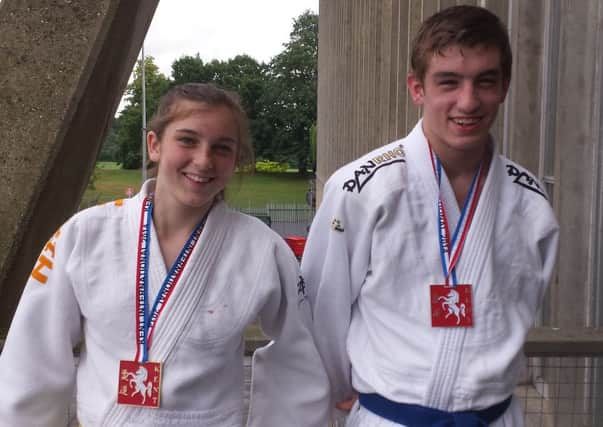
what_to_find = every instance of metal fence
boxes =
[2,326,602,426]
[328,328,603,427]
[519,357,602,427]
[234,203,315,238]
[519,328,603,427]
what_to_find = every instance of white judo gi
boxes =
[0,180,330,427]
[301,121,559,426]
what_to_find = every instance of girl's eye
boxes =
[214,144,234,153]
[178,137,196,145]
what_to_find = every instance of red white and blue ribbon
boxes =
[428,146,486,286]
[134,195,207,363]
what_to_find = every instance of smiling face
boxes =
[407,44,509,162]
[147,100,239,215]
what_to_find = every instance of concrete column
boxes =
[0,0,159,329]
[547,1,603,330]
[316,0,418,200]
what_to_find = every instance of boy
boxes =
[301,5,559,426]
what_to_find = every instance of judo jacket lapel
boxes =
[102,197,229,426]
[422,149,500,410]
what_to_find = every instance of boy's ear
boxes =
[407,72,425,105]
[147,131,161,162]
[501,78,511,103]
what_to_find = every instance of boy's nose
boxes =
[457,83,480,112]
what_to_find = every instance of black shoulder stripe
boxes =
[505,164,547,199]
[342,145,406,193]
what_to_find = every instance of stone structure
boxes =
[0,0,159,329]
[317,1,603,425]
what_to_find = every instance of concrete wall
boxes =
[0,0,159,329]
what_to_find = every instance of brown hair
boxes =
[410,5,512,83]
[147,83,254,173]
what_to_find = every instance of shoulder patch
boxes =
[30,228,61,285]
[342,145,406,193]
[505,164,547,199]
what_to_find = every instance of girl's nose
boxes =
[193,145,214,169]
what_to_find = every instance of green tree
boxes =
[266,10,318,173]
[170,54,214,83]
[98,119,120,162]
[116,56,169,169]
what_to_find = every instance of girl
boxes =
[0,83,330,426]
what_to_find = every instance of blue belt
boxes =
[358,393,512,426]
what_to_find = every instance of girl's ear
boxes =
[147,131,161,162]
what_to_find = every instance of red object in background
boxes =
[285,236,306,258]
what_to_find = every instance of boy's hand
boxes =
[335,395,357,412]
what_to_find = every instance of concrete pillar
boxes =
[317,0,415,200]
[0,0,159,329]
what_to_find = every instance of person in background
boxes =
[301,5,559,426]
[0,83,330,427]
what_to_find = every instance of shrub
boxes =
[255,160,290,173]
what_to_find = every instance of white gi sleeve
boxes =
[0,219,82,427]
[247,238,331,427]
[520,200,560,325]
[300,178,376,420]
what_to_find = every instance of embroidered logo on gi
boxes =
[438,289,466,325]
[331,218,344,232]
[30,228,61,285]
[505,164,547,199]
[297,275,307,299]
[342,145,406,193]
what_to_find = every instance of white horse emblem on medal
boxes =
[438,289,466,325]
[124,365,153,404]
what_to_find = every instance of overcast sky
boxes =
[144,0,319,77]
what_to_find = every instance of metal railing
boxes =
[243,328,603,426]
[2,326,601,426]
[234,203,315,237]
[520,328,603,427]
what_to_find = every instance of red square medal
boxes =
[430,284,473,327]
[117,360,162,408]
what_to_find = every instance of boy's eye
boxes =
[438,80,458,87]
[478,78,497,87]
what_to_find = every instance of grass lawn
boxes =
[81,162,311,209]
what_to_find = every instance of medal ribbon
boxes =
[428,146,486,286]
[134,195,208,362]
